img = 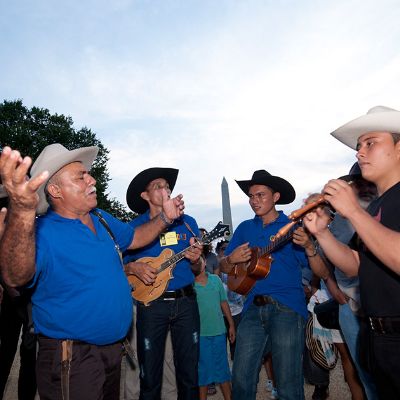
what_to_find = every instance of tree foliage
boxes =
[0,99,136,221]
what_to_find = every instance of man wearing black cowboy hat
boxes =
[0,145,186,400]
[124,167,203,400]
[219,170,309,400]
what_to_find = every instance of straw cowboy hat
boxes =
[235,170,296,204]
[126,167,179,214]
[30,143,99,215]
[331,105,400,149]
[305,317,338,370]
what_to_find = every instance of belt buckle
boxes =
[369,317,385,334]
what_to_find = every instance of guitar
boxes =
[227,196,327,295]
[128,222,230,305]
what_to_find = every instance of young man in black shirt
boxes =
[304,106,400,399]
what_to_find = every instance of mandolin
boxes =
[227,195,327,295]
[128,221,230,305]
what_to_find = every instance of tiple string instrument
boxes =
[227,195,329,295]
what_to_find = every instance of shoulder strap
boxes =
[92,210,138,367]
[92,210,123,267]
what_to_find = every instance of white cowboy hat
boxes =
[331,105,400,149]
[30,143,98,215]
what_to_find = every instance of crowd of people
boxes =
[0,104,400,400]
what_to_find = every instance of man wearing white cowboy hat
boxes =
[303,106,400,399]
[0,144,186,400]
[124,167,203,400]
[219,170,309,400]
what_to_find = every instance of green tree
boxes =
[0,99,136,221]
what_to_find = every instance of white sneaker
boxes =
[266,379,273,392]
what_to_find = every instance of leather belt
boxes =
[369,316,400,334]
[160,284,195,299]
[253,295,275,307]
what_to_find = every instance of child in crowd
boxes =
[194,255,235,400]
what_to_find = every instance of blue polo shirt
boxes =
[32,208,134,345]
[225,211,309,319]
[124,211,199,290]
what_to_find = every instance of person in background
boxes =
[294,192,366,400]
[200,228,220,275]
[296,165,379,400]
[216,240,243,362]
[0,186,37,400]
[194,255,235,400]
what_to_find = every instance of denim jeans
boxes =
[232,299,305,400]
[136,293,200,400]
[339,303,378,400]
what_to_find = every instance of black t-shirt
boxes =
[356,181,400,317]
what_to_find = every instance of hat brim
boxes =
[338,173,362,182]
[31,146,99,215]
[235,176,295,205]
[331,111,400,150]
[305,317,338,370]
[126,168,179,214]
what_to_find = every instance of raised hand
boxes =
[0,147,48,212]
[161,189,185,221]
[323,179,361,219]
[303,207,331,237]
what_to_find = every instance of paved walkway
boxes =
[4,351,351,400]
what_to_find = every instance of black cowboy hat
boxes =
[235,170,296,205]
[126,167,179,214]
[338,162,362,182]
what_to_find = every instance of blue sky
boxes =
[1,0,400,230]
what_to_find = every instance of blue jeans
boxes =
[232,299,305,400]
[339,303,378,400]
[136,294,200,400]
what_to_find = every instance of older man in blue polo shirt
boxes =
[219,170,309,400]
[0,145,186,400]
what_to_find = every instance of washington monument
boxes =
[221,177,233,239]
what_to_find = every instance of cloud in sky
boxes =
[1,0,400,229]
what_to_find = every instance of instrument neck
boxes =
[259,223,298,256]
